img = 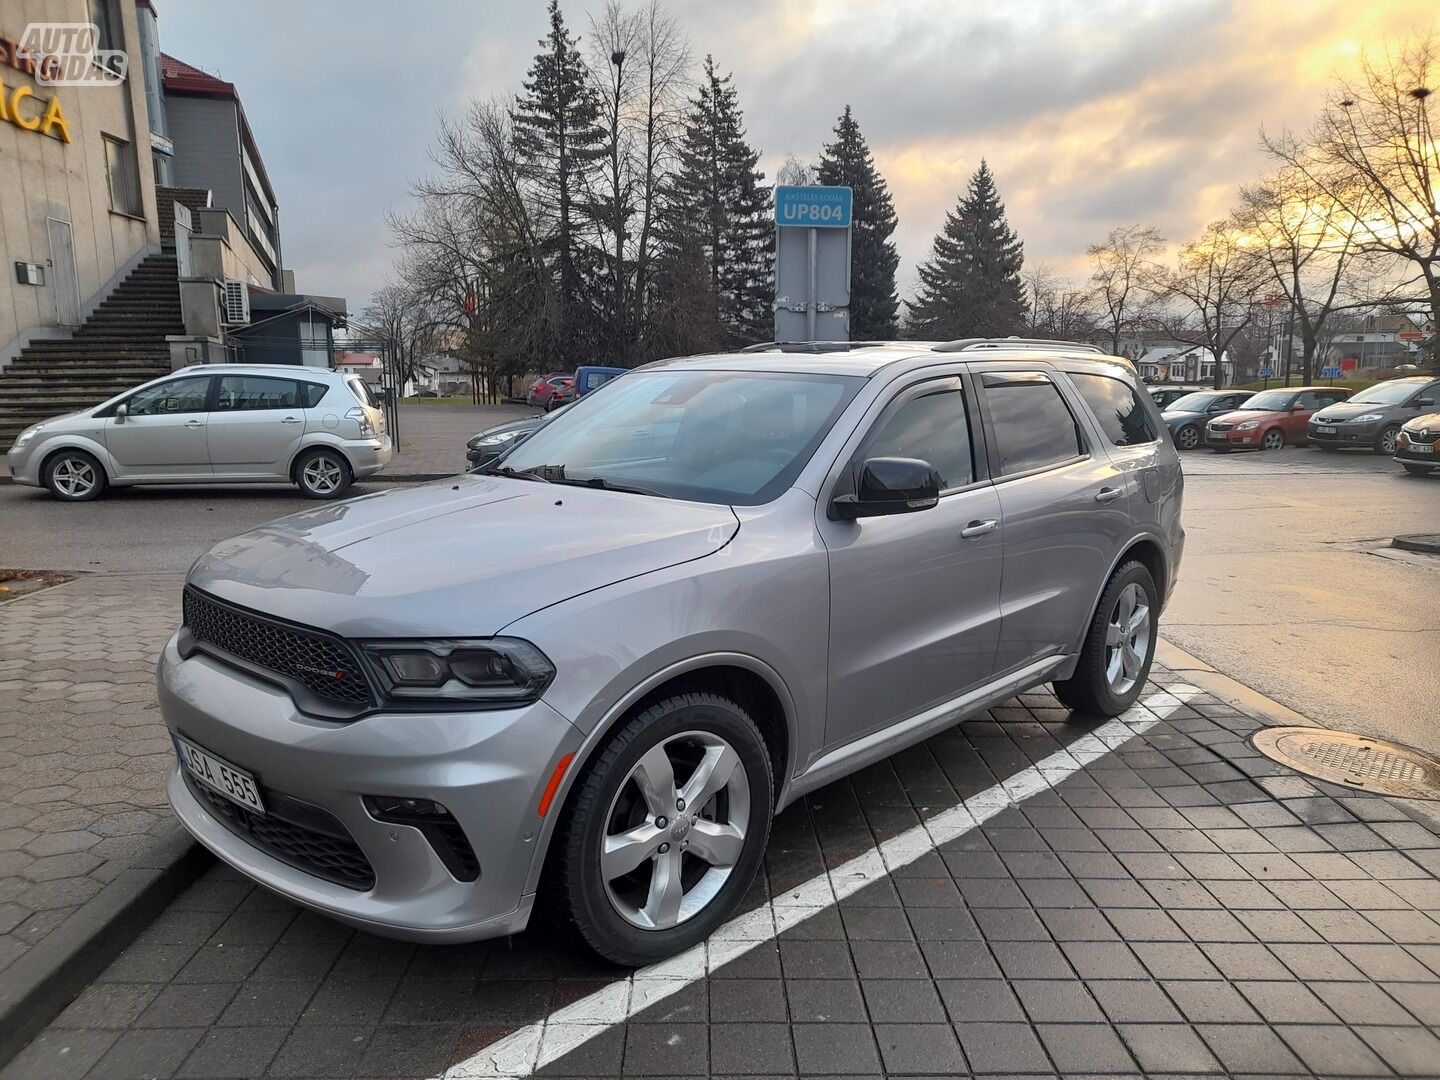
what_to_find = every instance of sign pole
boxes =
[807,227,817,341]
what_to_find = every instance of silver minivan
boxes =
[158,341,1184,964]
[5,364,391,500]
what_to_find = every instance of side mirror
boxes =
[831,457,941,520]
[1416,398,1435,408]
[114,403,128,424]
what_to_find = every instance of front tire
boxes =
[1174,425,1200,451]
[1376,424,1401,455]
[1261,428,1285,450]
[42,449,107,502]
[294,448,352,500]
[552,692,774,966]
[1053,561,1158,717]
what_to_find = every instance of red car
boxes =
[526,374,574,410]
[1205,386,1351,452]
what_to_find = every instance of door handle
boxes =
[184,419,204,429]
[1094,486,1125,503]
[281,416,302,424]
[960,519,998,539]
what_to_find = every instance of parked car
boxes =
[1307,376,1440,454]
[1147,385,1204,410]
[6,365,391,501]
[1160,390,1255,450]
[1205,386,1351,452]
[526,374,574,409]
[1394,411,1440,475]
[465,411,550,471]
[575,365,627,398]
[547,380,577,410]
[159,340,1182,964]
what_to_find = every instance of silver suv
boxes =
[159,340,1183,964]
[5,364,390,500]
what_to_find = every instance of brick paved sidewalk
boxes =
[8,661,1439,1079]
[384,404,534,478]
[0,574,187,974]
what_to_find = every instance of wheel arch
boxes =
[287,439,356,481]
[1070,533,1171,658]
[522,652,797,898]
[38,440,113,483]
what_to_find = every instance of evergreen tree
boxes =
[907,161,1026,339]
[816,106,900,339]
[664,56,773,344]
[512,0,607,364]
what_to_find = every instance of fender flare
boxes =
[286,438,356,480]
[1070,532,1171,654]
[37,437,115,481]
[519,650,800,898]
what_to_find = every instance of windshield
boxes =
[495,369,862,505]
[1166,392,1220,413]
[1239,391,1294,411]
[1350,380,1421,405]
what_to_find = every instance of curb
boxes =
[1392,533,1440,555]
[0,826,212,1070]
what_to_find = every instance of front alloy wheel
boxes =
[43,450,106,501]
[1376,424,1400,455]
[1175,425,1200,450]
[552,692,773,965]
[1261,428,1285,450]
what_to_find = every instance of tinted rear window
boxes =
[981,372,1084,476]
[1070,372,1157,446]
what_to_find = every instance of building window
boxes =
[299,311,332,368]
[104,136,142,216]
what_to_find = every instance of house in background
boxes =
[1134,344,1234,386]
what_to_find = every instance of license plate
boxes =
[175,736,265,814]
[1412,443,1434,454]
[1316,426,1335,434]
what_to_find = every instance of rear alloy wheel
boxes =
[552,693,773,965]
[1376,424,1401,455]
[1261,428,1285,451]
[1053,561,1158,717]
[294,448,352,500]
[1174,425,1200,451]
[42,449,107,502]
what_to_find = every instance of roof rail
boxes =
[738,341,904,353]
[932,337,1104,354]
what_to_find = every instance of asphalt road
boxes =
[3,442,1437,751]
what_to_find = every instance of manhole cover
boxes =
[1251,727,1440,800]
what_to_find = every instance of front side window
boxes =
[215,376,302,411]
[861,381,974,490]
[1070,372,1157,446]
[1293,391,1325,410]
[497,369,862,505]
[126,376,210,416]
[981,372,1084,476]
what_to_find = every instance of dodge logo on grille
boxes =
[296,664,348,681]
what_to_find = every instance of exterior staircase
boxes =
[0,253,182,447]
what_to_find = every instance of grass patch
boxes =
[1232,378,1377,393]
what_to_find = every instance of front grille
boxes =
[183,588,376,710]
[1406,428,1439,444]
[186,771,376,890]
[1208,422,1233,432]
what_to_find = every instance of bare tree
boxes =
[1088,224,1165,356]
[1150,221,1265,389]
[775,155,817,187]
[1264,33,1440,351]
[1023,264,1098,341]
[1233,166,1361,383]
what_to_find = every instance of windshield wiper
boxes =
[476,466,551,484]
[551,475,671,499]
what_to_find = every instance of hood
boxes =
[188,474,740,637]
[1405,411,1440,432]
[1161,408,1207,422]
[1311,400,1389,421]
[469,414,546,443]
[1210,409,1280,424]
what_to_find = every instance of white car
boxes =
[5,364,391,501]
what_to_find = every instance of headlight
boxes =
[360,638,554,706]
[1236,420,1260,430]
[11,423,44,449]
[1350,413,1383,423]
[468,430,523,451]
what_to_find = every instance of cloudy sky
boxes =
[159,0,1433,316]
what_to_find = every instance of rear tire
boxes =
[42,449,107,502]
[294,448,352,500]
[1053,561,1158,717]
[551,692,773,966]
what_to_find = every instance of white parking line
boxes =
[441,685,1202,1078]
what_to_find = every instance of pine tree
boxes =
[907,161,1026,339]
[816,106,899,339]
[663,56,773,345]
[512,0,607,364]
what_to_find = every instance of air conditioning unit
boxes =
[222,278,251,325]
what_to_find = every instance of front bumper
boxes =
[1204,428,1258,449]
[1394,437,1437,467]
[5,443,41,485]
[159,635,581,941]
[1307,422,1378,448]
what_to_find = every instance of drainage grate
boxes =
[1251,726,1440,800]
